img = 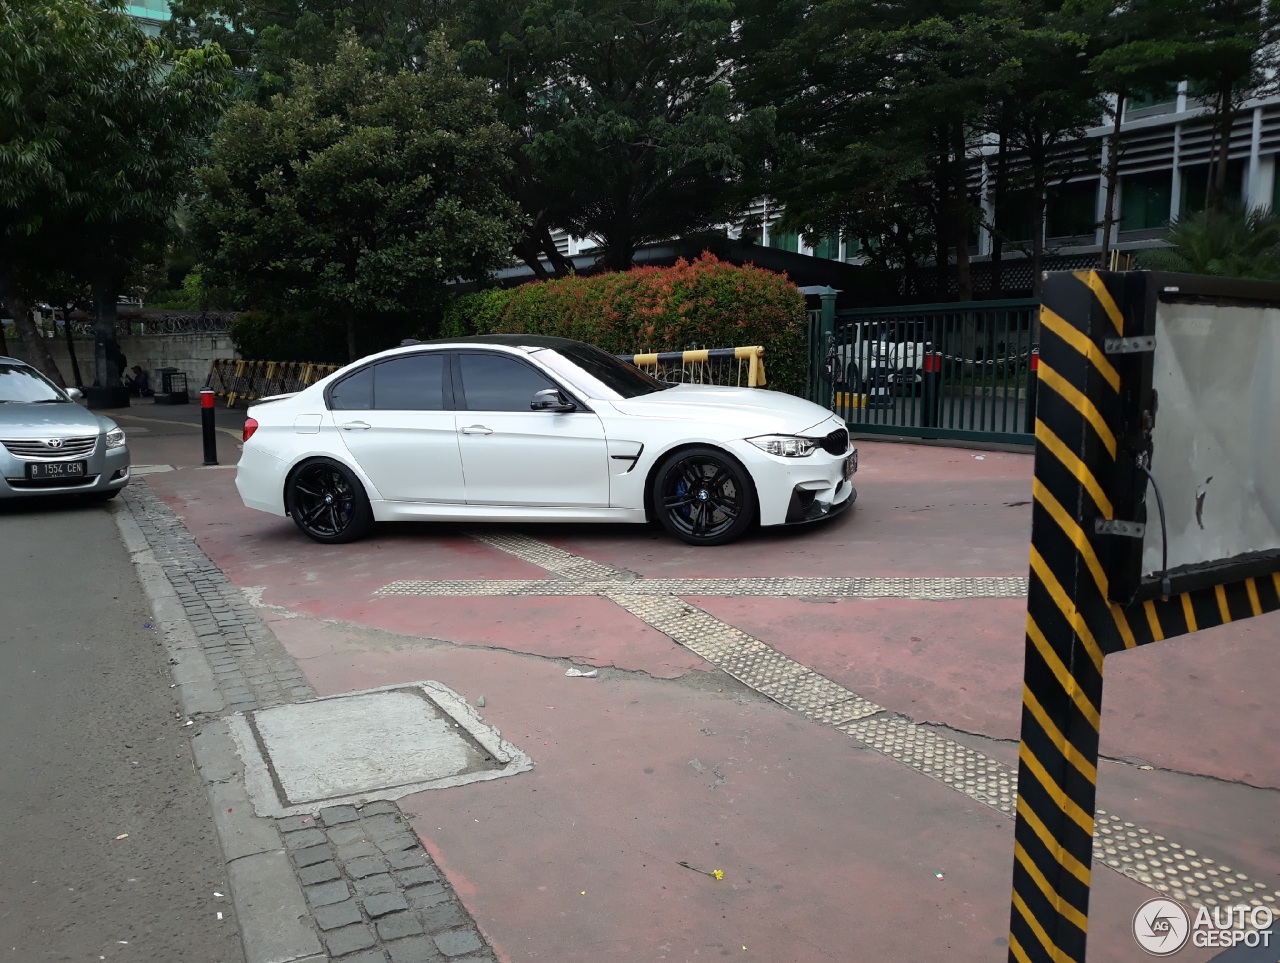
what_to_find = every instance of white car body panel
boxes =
[234,338,857,536]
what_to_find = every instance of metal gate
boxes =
[807,295,1040,445]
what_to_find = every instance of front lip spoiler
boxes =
[783,484,857,526]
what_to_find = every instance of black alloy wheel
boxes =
[653,447,755,546]
[286,459,373,544]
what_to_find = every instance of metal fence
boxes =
[808,297,1039,445]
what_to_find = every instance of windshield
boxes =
[0,362,69,403]
[531,342,669,399]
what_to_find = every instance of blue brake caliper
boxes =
[675,478,691,520]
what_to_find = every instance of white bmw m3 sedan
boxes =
[234,335,857,546]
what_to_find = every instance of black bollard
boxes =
[921,350,943,429]
[201,388,218,465]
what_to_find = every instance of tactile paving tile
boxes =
[376,576,1029,599]
[715,645,810,688]
[839,714,1018,815]
[751,673,882,723]
[467,531,635,581]
[1094,811,1278,911]
[608,594,765,662]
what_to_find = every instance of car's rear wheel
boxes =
[653,447,755,546]
[286,459,374,544]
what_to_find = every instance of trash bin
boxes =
[154,367,189,405]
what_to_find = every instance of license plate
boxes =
[27,460,87,479]
[843,452,857,480]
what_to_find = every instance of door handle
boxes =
[339,421,371,431]
[460,425,493,435]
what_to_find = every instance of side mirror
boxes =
[530,388,576,412]
[66,387,83,401]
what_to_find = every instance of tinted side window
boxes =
[329,366,373,410]
[459,353,555,412]
[374,354,447,410]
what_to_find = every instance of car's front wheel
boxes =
[286,458,374,544]
[653,447,755,546]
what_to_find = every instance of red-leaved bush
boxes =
[440,254,807,395]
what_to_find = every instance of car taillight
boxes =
[243,418,258,442]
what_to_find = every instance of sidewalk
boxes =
[115,400,1280,962]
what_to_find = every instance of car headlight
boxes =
[747,434,818,457]
[105,427,126,450]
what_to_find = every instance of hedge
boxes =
[439,253,808,396]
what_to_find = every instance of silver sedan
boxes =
[0,357,131,500]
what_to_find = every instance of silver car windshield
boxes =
[530,343,669,400]
[0,362,69,403]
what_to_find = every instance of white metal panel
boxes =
[1144,301,1280,577]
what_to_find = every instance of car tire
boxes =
[286,458,374,544]
[652,446,756,546]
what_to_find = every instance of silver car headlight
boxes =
[105,427,126,449]
[747,434,818,457]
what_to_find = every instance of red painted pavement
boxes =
[271,616,1219,963]
[694,596,1280,789]
[128,426,1280,962]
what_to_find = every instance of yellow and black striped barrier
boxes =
[204,359,341,408]
[1008,271,1280,962]
[620,346,766,388]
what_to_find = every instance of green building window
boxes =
[1126,82,1178,112]
[1120,172,1172,231]
[768,229,798,253]
[810,234,841,260]
[1047,181,1099,238]
[1179,161,1246,217]
[995,189,1038,243]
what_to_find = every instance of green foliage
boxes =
[1136,207,1280,280]
[0,0,233,383]
[230,310,350,363]
[441,288,513,339]
[148,272,209,310]
[195,35,521,360]
[440,254,808,395]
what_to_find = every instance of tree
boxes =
[173,0,771,276]
[740,0,1017,299]
[1136,206,1280,279]
[1077,0,1279,266]
[0,0,231,390]
[195,36,522,360]
[502,0,774,272]
[982,0,1102,294]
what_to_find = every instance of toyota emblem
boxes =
[45,438,64,449]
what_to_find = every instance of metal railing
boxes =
[618,346,766,387]
[808,299,1039,445]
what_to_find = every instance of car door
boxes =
[454,351,610,508]
[330,352,465,503]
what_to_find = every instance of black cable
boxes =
[1137,460,1172,597]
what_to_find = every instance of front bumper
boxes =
[726,438,858,528]
[0,441,130,499]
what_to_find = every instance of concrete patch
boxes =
[228,682,533,817]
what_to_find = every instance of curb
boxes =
[113,502,325,963]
